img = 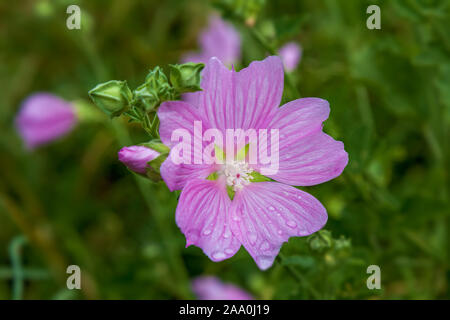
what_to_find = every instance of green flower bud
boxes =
[145,66,169,86]
[307,230,333,251]
[88,80,132,118]
[169,62,204,94]
[133,83,160,112]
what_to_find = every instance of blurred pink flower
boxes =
[118,145,160,175]
[182,15,241,66]
[182,15,241,106]
[158,56,348,270]
[192,276,253,300]
[15,93,77,150]
[279,42,302,71]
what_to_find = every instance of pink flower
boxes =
[192,276,253,300]
[157,56,348,270]
[182,15,241,66]
[15,93,77,149]
[118,145,160,175]
[279,42,302,72]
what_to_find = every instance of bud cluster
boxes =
[88,62,205,138]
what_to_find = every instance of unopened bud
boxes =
[134,67,173,112]
[118,141,169,182]
[88,80,132,117]
[169,62,204,94]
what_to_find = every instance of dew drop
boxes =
[225,248,234,255]
[259,240,270,251]
[203,229,212,236]
[223,231,231,238]
[268,206,275,211]
[212,252,226,260]
[187,229,200,243]
[277,229,283,235]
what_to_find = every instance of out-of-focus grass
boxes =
[0,0,448,299]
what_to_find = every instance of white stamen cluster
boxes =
[222,161,254,191]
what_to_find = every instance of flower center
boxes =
[221,161,253,191]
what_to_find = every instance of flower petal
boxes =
[266,130,348,186]
[118,145,160,174]
[160,154,216,191]
[279,42,302,72]
[198,56,283,131]
[158,100,207,148]
[230,182,327,270]
[158,101,216,190]
[270,98,330,139]
[258,98,347,186]
[176,179,241,262]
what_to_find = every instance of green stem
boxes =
[278,253,321,299]
[150,113,160,139]
[9,235,27,300]
[111,120,192,299]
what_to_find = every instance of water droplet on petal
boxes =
[187,229,200,243]
[225,248,234,255]
[212,251,226,260]
[259,240,270,251]
[248,233,257,245]
[277,229,283,235]
[286,220,297,228]
[269,206,275,211]
[224,231,231,238]
[203,229,212,236]
[232,215,241,222]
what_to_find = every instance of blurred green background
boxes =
[0,0,448,299]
